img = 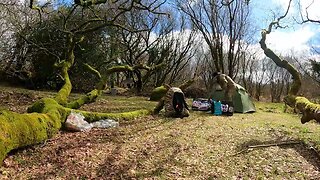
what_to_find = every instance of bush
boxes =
[184,86,207,99]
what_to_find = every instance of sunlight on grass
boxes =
[1,86,320,179]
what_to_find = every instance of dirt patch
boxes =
[0,91,41,113]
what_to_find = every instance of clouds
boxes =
[266,25,315,56]
[299,0,320,20]
[271,0,320,20]
[252,0,319,58]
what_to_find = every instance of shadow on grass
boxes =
[5,115,197,179]
[235,139,320,170]
[95,115,200,179]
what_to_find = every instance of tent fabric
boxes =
[210,87,256,113]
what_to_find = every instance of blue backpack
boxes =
[212,100,222,115]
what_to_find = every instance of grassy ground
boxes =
[1,86,320,179]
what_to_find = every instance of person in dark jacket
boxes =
[154,86,189,118]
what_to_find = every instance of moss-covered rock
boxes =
[294,96,320,124]
[149,86,168,101]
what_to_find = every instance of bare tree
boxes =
[150,27,198,87]
[253,58,269,101]
[116,9,169,93]
[265,59,290,102]
[0,1,39,81]
[176,0,251,79]
[297,0,320,24]
[239,49,260,97]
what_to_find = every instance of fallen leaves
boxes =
[0,87,320,179]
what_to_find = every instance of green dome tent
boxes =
[210,85,256,113]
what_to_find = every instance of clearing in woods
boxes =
[0,86,320,179]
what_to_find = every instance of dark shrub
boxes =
[184,86,207,98]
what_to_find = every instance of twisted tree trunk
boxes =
[0,97,150,165]
[0,65,151,165]
[259,1,320,124]
[0,42,152,166]
[1,0,168,167]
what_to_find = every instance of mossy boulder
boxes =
[149,86,168,101]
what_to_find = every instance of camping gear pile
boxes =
[192,99,235,116]
[192,84,256,115]
[152,75,256,118]
[210,84,256,113]
[211,100,234,116]
[192,98,211,111]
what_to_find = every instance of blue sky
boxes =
[251,0,320,58]
[36,0,320,59]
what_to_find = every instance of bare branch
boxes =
[83,63,102,79]
[18,33,61,62]
[295,0,320,24]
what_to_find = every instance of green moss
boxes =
[66,89,101,109]
[27,97,152,124]
[292,96,320,123]
[83,63,102,79]
[27,98,68,119]
[295,97,319,111]
[150,86,168,101]
[106,65,133,74]
[55,64,72,105]
[75,109,151,122]
[1,94,152,166]
[0,109,62,165]
[0,97,73,165]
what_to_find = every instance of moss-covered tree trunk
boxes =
[54,34,75,105]
[260,5,320,124]
[0,0,171,167]
[0,98,66,165]
[0,96,150,165]
[0,37,152,166]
